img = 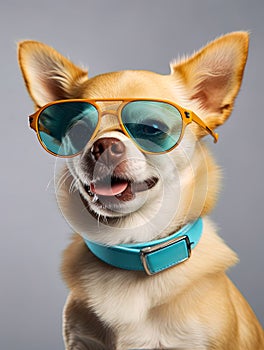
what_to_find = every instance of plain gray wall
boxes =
[0,1,263,349]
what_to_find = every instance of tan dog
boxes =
[18,32,264,349]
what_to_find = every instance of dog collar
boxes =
[84,218,203,275]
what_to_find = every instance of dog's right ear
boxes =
[18,41,88,107]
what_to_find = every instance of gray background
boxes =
[0,1,263,349]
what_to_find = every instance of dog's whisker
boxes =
[56,170,73,194]
[56,169,71,187]
[69,177,79,194]
[45,177,55,193]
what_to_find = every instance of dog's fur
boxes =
[18,32,264,349]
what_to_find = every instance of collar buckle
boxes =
[140,235,192,275]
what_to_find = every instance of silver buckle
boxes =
[140,235,192,275]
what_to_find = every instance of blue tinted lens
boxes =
[121,101,183,153]
[38,102,98,156]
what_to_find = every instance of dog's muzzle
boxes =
[80,137,159,203]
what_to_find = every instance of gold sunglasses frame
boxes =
[29,98,218,157]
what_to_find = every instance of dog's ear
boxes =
[18,41,88,107]
[171,32,249,130]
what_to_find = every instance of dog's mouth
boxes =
[82,175,158,203]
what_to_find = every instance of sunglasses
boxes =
[28,98,218,157]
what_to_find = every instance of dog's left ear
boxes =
[171,32,249,129]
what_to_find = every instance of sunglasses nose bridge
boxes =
[99,110,122,130]
[100,110,119,117]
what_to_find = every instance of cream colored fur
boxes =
[18,32,264,349]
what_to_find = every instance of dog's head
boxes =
[18,33,248,245]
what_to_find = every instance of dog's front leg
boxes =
[63,293,116,350]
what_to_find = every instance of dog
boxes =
[18,32,264,349]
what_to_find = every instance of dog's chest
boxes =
[85,273,207,349]
[115,312,207,349]
[77,240,224,349]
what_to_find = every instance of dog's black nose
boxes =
[91,137,125,163]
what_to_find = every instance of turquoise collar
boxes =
[84,218,203,275]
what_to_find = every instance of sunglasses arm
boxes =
[28,111,38,132]
[190,112,219,143]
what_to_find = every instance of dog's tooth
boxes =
[88,188,93,196]
[92,194,98,203]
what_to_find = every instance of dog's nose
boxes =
[91,137,125,163]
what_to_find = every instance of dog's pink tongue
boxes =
[90,181,128,196]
